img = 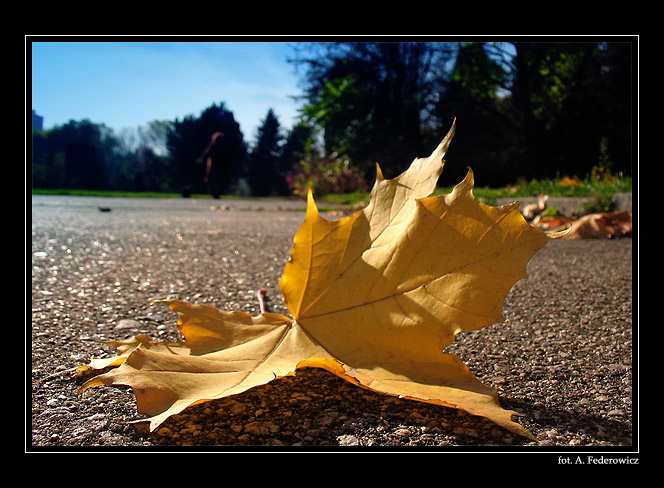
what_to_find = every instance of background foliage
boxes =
[31,41,633,197]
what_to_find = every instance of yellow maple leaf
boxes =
[79,122,551,438]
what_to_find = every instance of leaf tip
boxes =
[428,120,457,162]
[446,167,475,204]
[464,165,475,183]
[375,163,384,181]
[306,188,319,217]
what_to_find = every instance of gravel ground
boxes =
[29,195,636,456]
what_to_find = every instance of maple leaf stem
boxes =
[256,288,270,314]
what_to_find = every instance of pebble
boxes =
[229,403,246,415]
[156,427,173,438]
[86,413,107,421]
[337,434,361,446]
[114,319,142,330]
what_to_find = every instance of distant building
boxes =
[32,110,43,130]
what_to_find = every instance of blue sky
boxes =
[30,40,304,143]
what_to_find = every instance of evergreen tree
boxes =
[166,102,246,196]
[279,122,317,188]
[248,109,284,196]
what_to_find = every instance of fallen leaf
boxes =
[551,210,632,239]
[521,194,549,220]
[533,216,573,232]
[78,122,551,438]
[79,303,339,430]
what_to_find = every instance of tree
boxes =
[31,119,117,190]
[451,42,509,102]
[279,122,317,180]
[248,109,285,196]
[293,42,456,178]
[137,120,172,156]
[166,102,246,196]
[293,40,633,188]
[433,42,531,187]
[299,75,366,161]
[433,41,633,186]
[508,41,632,180]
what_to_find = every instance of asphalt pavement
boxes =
[30,194,634,450]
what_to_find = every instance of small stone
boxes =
[453,427,479,438]
[337,434,361,446]
[244,422,268,435]
[85,413,106,421]
[229,403,246,415]
[114,319,141,330]
[156,427,173,438]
